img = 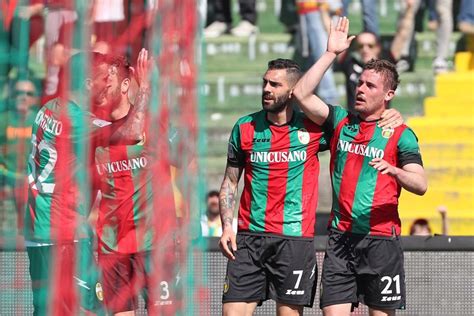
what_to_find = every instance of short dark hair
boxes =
[267,58,302,86]
[60,52,107,93]
[363,59,400,91]
[410,218,431,235]
[356,31,381,45]
[207,190,219,199]
[106,54,131,82]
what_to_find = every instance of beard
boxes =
[261,92,289,114]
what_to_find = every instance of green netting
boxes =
[0,0,206,314]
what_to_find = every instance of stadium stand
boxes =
[400,41,474,235]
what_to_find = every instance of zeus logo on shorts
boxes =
[286,270,305,295]
[381,295,401,302]
[286,289,305,295]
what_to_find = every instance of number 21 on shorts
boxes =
[380,274,401,302]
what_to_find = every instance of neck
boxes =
[207,212,220,222]
[267,106,293,126]
[110,98,131,121]
[359,104,386,121]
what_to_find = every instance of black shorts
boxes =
[222,233,317,307]
[320,229,406,310]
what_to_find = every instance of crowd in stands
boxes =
[205,0,473,77]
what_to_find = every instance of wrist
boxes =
[325,50,338,58]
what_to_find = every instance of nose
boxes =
[263,82,272,93]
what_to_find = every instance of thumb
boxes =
[231,235,237,251]
[347,35,356,45]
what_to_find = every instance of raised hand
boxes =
[134,48,151,90]
[327,16,356,55]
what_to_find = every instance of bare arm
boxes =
[369,159,428,195]
[293,17,355,125]
[109,49,150,143]
[218,163,243,260]
[438,205,449,235]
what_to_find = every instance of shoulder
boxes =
[398,125,418,140]
[232,111,263,129]
[236,111,262,124]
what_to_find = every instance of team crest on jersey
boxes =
[95,282,104,301]
[297,128,310,144]
[223,276,230,294]
[382,127,394,139]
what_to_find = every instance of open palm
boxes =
[327,17,355,55]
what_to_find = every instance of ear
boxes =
[121,78,130,93]
[385,89,395,102]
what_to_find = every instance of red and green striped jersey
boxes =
[24,98,101,243]
[95,144,154,254]
[326,105,423,236]
[94,125,179,254]
[228,110,328,238]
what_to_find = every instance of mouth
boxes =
[355,94,366,105]
[263,94,274,104]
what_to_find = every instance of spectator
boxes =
[391,0,453,74]
[204,0,258,38]
[201,190,224,237]
[457,0,474,34]
[391,0,422,72]
[92,0,126,55]
[342,0,379,36]
[337,31,395,113]
[410,205,449,236]
[409,218,432,236]
[0,79,39,236]
[38,1,79,96]
[296,0,340,105]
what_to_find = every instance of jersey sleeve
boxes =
[227,122,245,167]
[397,127,423,167]
[324,104,349,132]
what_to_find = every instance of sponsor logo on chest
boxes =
[337,139,384,159]
[250,150,307,163]
[96,156,148,175]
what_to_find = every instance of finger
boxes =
[343,17,349,33]
[339,17,346,31]
[225,243,235,260]
[141,49,148,68]
[330,18,335,32]
[337,16,343,31]
[347,35,356,45]
[231,235,237,252]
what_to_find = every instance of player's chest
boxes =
[95,145,149,177]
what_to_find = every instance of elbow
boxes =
[415,180,428,196]
[292,87,304,103]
